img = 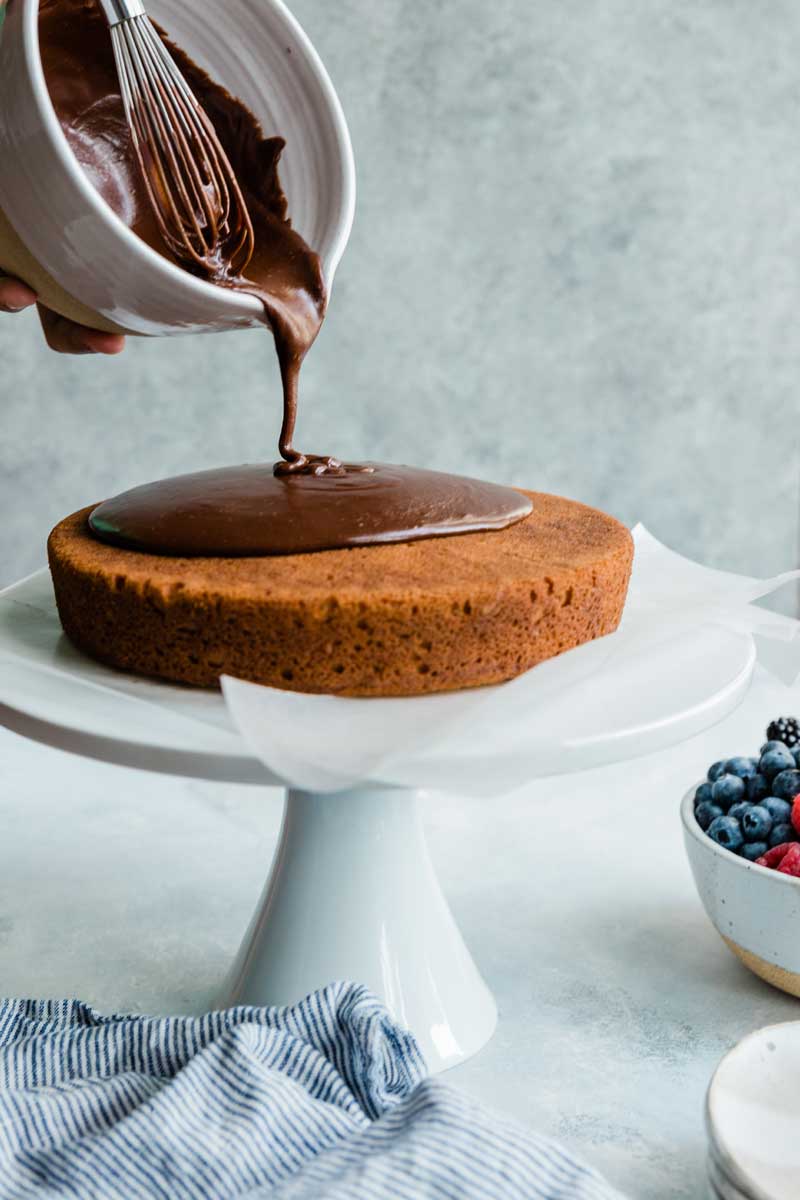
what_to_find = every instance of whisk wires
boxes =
[110,15,255,278]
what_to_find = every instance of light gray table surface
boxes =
[1,663,798,1199]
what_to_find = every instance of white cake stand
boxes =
[0,571,757,1073]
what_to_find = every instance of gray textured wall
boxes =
[2,0,799,591]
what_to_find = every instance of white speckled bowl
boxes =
[682,786,800,998]
[0,0,355,335]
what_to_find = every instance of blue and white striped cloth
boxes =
[0,983,625,1199]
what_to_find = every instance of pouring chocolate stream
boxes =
[40,0,333,472]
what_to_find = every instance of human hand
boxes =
[0,2,125,354]
[0,275,126,354]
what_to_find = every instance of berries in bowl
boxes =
[681,719,800,999]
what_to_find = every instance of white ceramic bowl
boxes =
[682,787,800,998]
[707,1021,800,1200]
[0,0,355,335]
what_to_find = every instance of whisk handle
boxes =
[98,0,146,26]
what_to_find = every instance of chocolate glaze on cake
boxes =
[89,464,533,556]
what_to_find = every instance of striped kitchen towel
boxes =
[0,982,625,1199]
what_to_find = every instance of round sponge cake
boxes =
[48,492,633,697]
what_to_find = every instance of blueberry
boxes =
[764,797,792,826]
[741,842,768,861]
[728,801,751,822]
[794,747,800,768]
[708,815,744,852]
[746,774,770,804]
[762,740,789,755]
[696,801,725,831]
[711,774,746,809]
[742,806,773,842]
[725,756,758,779]
[759,746,796,779]
[771,769,800,801]
[694,782,713,807]
[770,823,796,848]
[708,761,727,783]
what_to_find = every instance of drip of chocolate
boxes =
[39,0,332,474]
[89,464,532,556]
[41,0,534,556]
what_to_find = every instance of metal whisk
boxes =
[98,0,255,278]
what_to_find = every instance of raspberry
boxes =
[778,845,800,877]
[792,795,800,836]
[756,843,796,869]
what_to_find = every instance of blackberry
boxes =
[767,717,800,748]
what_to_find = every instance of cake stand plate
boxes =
[0,570,757,1073]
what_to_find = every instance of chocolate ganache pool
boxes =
[89,464,533,556]
[41,0,532,555]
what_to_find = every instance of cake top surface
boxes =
[51,492,632,604]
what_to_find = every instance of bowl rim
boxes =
[681,783,800,890]
[17,0,355,312]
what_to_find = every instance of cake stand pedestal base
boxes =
[224,786,497,1073]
